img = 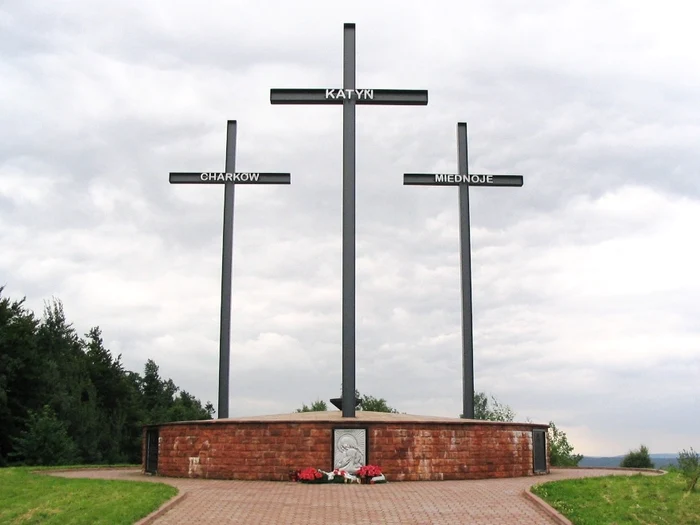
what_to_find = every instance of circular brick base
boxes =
[143,412,549,481]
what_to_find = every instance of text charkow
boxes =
[435,174,494,184]
[200,172,260,182]
[325,88,374,100]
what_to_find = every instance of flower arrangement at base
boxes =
[291,466,386,484]
[296,467,329,484]
[331,469,359,483]
[355,464,387,484]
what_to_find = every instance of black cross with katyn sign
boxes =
[404,122,523,420]
[271,23,428,418]
[169,120,291,419]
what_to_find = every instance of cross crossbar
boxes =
[170,172,291,184]
[270,88,428,105]
[403,174,523,186]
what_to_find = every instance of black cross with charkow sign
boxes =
[404,122,523,419]
[169,120,291,419]
[271,23,428,418]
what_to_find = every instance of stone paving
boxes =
[52,467,658,524]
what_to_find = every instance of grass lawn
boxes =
[0,467,177,525]
[531,471,700,525]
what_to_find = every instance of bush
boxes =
[358,394,398,413]
[548,422,583,466]
[620,444,654,469]
[296,400,328,412]
[472,392,515,422]
[677,448,700,492]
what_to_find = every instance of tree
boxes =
[0,289,42,466]
[677,448,700,492]
[36,298,103,463]
[296,400,328,412]
[140,359,178,423]
[80,331,145,463]
[357,392,398,413]
[472,392,515,422]
[297,390,400,413]
[548,421,583,466]
[10,405,77,466]
[138,360,214,425]
[167,391,215,421]
[620,444,654,469]
[0,289,216,465]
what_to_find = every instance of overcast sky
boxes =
[2,0,699,456]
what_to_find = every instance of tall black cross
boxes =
[270,23,428,417]
[404,122,523,419]
[169,120,291,419]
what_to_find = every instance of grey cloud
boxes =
[2,1,699,457]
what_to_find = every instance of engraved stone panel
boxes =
[332,428,367,475]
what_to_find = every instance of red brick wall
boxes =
[144,421,548,481]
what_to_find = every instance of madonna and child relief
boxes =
[333,429,366,475]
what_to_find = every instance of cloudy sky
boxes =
[2,0,699,456]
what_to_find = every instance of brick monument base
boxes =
[142,411,549,481]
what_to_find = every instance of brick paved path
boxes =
[52,468,657,524]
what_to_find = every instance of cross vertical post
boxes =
[219,121,237,419]
[457,123,474,419]
[169,120,292,419]
[342,24,357,418]
[271,23,428,417]
[403,123,524,419]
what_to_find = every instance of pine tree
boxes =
[10,405,77,466]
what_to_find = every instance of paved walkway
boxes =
[52,468,657,524]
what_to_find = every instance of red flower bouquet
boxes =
[296,467,328,483]
[355,465,387,484]
[356,465,382,478]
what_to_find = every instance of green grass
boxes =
[531,471,700,525]
[29,464,139,471]
[0,467,177,525]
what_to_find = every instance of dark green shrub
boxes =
[620,444,654,469]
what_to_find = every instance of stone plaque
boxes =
[332,428,367,475]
